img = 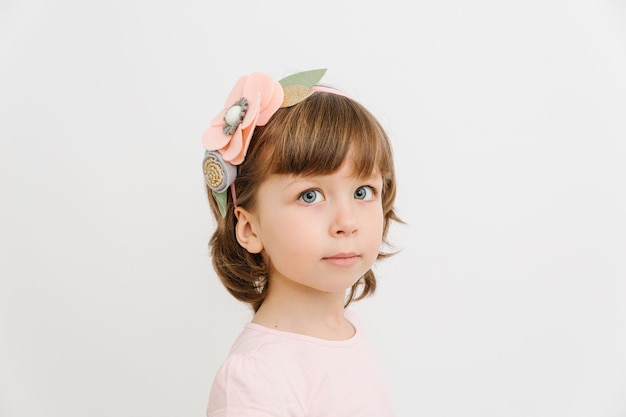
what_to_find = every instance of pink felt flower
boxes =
[202,72,284,165]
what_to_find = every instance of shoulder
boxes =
[207,315,395,416]
[207,327,306,416]
[207,353,287,413]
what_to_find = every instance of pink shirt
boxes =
[207,310,395,417]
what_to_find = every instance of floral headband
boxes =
[202,68,346,217]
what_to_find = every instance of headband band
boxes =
[311,85,351,98]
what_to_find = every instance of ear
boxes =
[234,206,264,254]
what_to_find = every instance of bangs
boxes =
[251,92,392,180]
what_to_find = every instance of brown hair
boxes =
[206,91,401,312]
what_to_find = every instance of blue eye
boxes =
[354,186,374,200]
[299,189,323,204]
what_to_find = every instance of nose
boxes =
[330,198,358,236]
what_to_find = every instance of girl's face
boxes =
[236,160,384,297]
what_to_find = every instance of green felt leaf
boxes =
[212,190,228,218]
[279,68,327,88]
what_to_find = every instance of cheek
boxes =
[260,213,318,258]
[263,234,315,276]
[289,222,320,251]
[370,209,385,250]
[370,204,385,233]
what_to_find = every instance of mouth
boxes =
[322,253,360,267]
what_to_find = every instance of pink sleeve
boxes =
[207,353,304,417]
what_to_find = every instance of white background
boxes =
[1,0,625,416]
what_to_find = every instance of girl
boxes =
[201,69,400,416]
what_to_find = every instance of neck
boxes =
[252,278,354,340]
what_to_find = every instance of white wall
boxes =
[1,1,625,416]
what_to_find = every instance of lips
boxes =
[323,253,360,267]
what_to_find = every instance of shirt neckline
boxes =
[244,310,361,347]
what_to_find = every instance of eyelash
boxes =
[354,185,376,200]
[298,189,324,204]
[297,185,379,204]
